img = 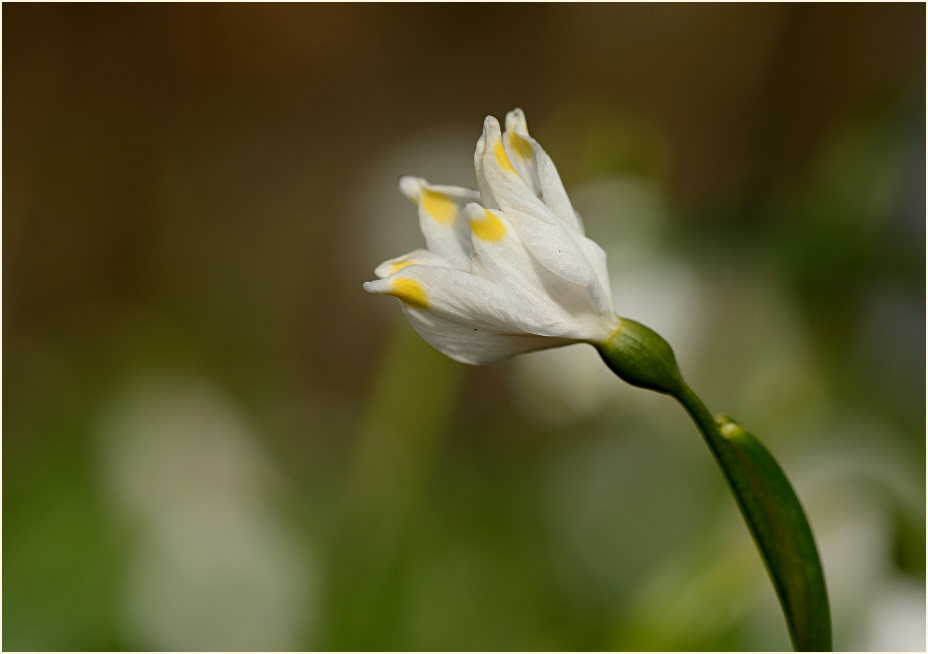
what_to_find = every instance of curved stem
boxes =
[674,384,753,512]
[675,384,731,469]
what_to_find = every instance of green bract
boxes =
[597,318,686,396]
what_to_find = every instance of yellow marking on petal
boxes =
[470,209,506,242]
[493,140,517,174]
[388,260,415,274]
[420,188,456,225]
[507,131,533,159]
[387,277,429,309]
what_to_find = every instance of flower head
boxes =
[364,109,620,365]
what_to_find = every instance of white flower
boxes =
[364,109,620,365]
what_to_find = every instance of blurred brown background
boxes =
[4,3,925,651]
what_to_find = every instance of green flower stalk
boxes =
[600,319,831,651]
[365,108,831,651]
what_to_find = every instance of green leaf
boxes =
[714,415,832,651]
[676,389,832,651]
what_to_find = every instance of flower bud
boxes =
[597,318,686,396]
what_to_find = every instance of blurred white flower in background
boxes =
[796,420,926,651]
[864,580,926,651]
[97,373,313,651]
[364,109,619,364]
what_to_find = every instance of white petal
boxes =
[399,304,574,365]
[572,235,614,310]
[363,265,595,364]
[476,116,615,319]
[472,133,498,211]
[463,203,542,294]
[398,176,479,270]
[373,248,453,279]
[503,108,584,234]
[463,203,612,333]
[503,110,612,305]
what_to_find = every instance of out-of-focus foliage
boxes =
[4,4,924,651]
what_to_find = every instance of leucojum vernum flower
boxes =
[364,109,618,365]
[364,109,831,652]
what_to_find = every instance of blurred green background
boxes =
[3,3,925,651]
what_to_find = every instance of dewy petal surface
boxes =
[365,109,620,365]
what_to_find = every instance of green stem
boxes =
[675,385,729,466]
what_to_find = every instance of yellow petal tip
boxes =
[493,140,517,174]
[388,260,415,274]
[470,209,506,242]
[420,188,456,224]
[507,131,533,160]
[387,277,429,309]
